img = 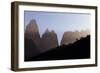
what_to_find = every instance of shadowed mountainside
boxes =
[25,19,58,61]
[27,35,90,61]
[24,19,90,61]
[25,19,42,60]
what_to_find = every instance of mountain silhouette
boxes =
[27,35,90,61]
[24,19,90,61]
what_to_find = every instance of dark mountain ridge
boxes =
[24,19,90,61]
[28,35,90,61]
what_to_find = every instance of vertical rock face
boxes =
[79,30,90,37]
[25,19,42,50]
[25,19,42,61]
[60,31,79,45]
[25,19,59,61]
[60,30,90,45]
[41,29,59,52]
[24,19,90,61]
[25,19,39,39]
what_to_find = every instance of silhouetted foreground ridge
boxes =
[28,35,90,61]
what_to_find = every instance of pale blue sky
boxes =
[24,11,91,45]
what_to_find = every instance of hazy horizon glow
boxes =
[24,11,91,45]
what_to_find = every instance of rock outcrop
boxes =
[60,30,90,45]
[41,29,58,51]
[24,19,90,61]
[25,19,42,61]
[25,19,59,61]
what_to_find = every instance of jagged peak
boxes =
[25,19,39,33]
[29,19,37,25]
[45,28,50,33]
[44,29,56,34]
[51,30,55,33]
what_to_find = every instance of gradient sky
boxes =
[24,11,91,45]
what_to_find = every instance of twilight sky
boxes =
[24,11,91,45]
